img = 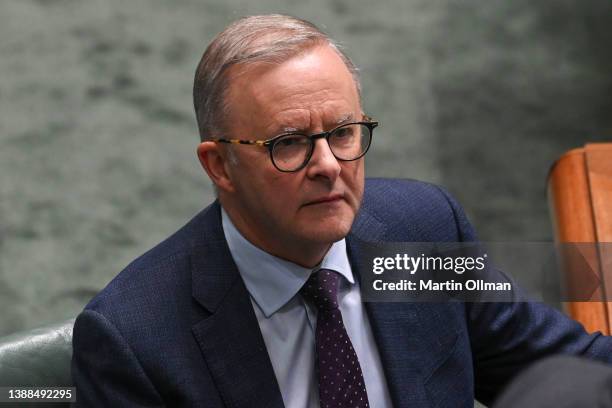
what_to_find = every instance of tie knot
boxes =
[300,269,340,311]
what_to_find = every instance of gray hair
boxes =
[193,14,361,142]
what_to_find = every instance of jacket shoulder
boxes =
[81,204,219,327]
[359,178,476,241]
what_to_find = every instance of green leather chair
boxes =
[0,319,75,407]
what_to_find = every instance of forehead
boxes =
[225,45,361,135]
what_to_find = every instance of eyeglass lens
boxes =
[271,123,372,171]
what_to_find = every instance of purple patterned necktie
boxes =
[301,269,370,408]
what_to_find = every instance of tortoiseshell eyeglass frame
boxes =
[208,115,379,172]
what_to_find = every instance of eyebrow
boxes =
[335,113,355,125]
[275,113,356,135]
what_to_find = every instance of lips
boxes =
[303,194,344,206]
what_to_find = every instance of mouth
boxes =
[303,194,344,206]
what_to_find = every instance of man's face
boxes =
[219,45,365,263]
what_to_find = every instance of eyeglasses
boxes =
[210,116,378,172]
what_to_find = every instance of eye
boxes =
[333,126,354,138]
[276,134,308,147]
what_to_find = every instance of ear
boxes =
[196,142,235,193]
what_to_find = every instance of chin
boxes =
[300,215,354,244]
[297,199,358,239]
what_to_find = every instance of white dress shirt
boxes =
[221,209,393,408]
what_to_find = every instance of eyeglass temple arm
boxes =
[208,138,267,146]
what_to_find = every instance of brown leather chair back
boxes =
[548,143,612,334]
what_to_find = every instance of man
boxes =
[71,14,612,407]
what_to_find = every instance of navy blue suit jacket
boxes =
[72,178,612,407]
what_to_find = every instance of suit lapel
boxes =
[190,203,284,408]
[347,208,431,407]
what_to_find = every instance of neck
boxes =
[221,202,331,268]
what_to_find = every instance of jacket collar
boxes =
[188,201,386,314]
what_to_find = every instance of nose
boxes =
[305,137,341,182]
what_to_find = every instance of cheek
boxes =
[267,177,303,209]
[343,162,365,201]
[233,152,281,193]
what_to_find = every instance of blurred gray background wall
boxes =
[1,0,611,336]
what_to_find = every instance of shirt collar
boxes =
[221,208,354,318]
